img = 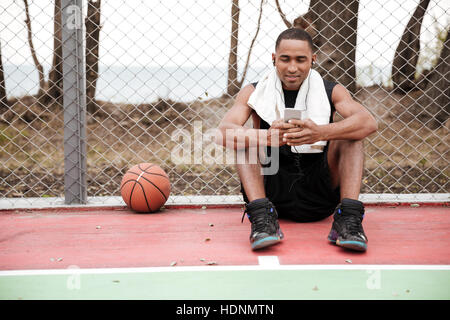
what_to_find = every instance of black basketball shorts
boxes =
[242,146,340,222]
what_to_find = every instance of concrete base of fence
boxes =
[0,194,448,211]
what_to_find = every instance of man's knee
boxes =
[327,139,365,179]
[328,139,364,161]
[332,139,364,151]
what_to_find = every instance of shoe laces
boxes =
[338,208,364,234]
[242,204,275,234]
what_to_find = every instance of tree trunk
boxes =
[391,0,430,92]
[23,0,46,97]
[415,31,449,128]
[226,0,240,96]
[298,0,359,93]
[0,40,7,112]
[47,0,63,106]
[85,0,102,114]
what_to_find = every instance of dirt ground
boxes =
[0,85,448,198]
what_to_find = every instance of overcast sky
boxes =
[1,0,448,69]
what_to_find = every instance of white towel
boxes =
[247,67,331,153]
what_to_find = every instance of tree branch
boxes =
[238,0,264,87]
[275,0,292,28]
[23,0,45,95]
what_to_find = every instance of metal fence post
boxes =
[61,0,87,204]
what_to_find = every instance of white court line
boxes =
[258,256,280,267]
[0,264,449,276]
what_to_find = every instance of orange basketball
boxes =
[120,163,171,213]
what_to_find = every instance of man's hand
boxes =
[267,119,299,146]
[282,119,324,146]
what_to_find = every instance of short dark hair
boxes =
[275,28,314,52]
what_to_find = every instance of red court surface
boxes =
[0,204,449,270]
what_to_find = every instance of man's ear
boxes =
[272,53,276,66]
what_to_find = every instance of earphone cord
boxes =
[291,68,311,154]
[288,68,312,192]
[288,153,304,193]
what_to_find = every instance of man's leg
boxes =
[326,140,368,252]
[236,147,283,250]
[236,157,266,202]
[327,139,365,200]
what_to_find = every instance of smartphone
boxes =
[284,109,303,123]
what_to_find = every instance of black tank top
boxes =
[251,79,337,130]
[251,79,338,168]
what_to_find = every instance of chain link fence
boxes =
[0,0,449,207]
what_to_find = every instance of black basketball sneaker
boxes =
[327,198,368,252]
[242,198,284,250]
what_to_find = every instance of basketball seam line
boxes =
[135,180,152,212]
[126,171,170,181]
[125,173,168,201]
[135,171,145,182]
[122,177,166,211]
[129,180,138,211]
[119,179,136,191]
[138,163,157,173]
[141,176,168,201]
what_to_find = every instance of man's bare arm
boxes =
[284,84,377,145]
[216,84,295,149]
